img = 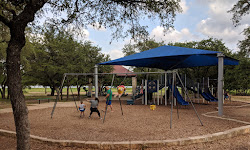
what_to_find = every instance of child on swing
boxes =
[116,82,126,98]
[79,101,86,117]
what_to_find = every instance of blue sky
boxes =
[40,0,249,60]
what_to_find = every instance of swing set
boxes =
[50,70,203,129]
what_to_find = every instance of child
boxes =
[105,86,113,112]
[115,82,126,98]
[79,101,86,117]
[87,97,102,119]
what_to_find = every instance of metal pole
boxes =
[103,99,109,123]
[212,84,214,95]
[145,74,148,105]
[208,77,210,88]
[174,72,179,119]
[217,53,224,116]
[94,65,98,98]
[176,72,203,126]
[198,83,200,103]
[170,72,174,129]
[157,79,159,105]
[51,74,66,118]
[185,74,186,101]
[70,86,79,112]
[142,80,144,105]
[165,73,167,106]
[103,74,115,123]
[119,97,123,115]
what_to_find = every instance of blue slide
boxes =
[206,90,218,101]
[199,89,217,102]
[169,85,189,106]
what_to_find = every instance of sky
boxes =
[44,0,250,60]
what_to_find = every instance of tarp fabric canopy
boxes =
[99,45,239,70]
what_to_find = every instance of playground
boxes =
[0,94,250,149]
[1,45,249,149]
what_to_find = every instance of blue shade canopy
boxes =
[99,45,239,70]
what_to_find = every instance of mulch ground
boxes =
[0,99,250,149]
[1,134,249,150]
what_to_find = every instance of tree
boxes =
[224,57,250,95]
[228,0,250,27]
[169,38,235,92]
[0,22,9,99]
[0,1,181,149]
[24,26,111,96]
[227,0,250,94]
[238,27,250,58]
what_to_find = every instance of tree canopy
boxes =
[0,0,181,149]
[23,26,112,95]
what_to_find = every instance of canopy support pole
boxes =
[217,53,224,116]
[170,73,174,129]
[94,65,98,98]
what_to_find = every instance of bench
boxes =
[36,98,53,104]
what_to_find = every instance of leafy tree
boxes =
[169,38,235,91]
[227,0,249,94]
[24,26,111,96]
[0,0,181,149]
[224,57,250,95]
[238,27,250,58]
[228,0,250,26]
[0,22,9,99]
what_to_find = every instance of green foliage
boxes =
[0,0,182,41]
[238,27,250,58]
[169,38,237,89]
[226,0,250,95]
[225,57,250,95]
[228,0,250,26]
[23,26,112,91]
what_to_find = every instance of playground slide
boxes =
[206,90,218,101]
[198,89,217,102]
[169,85,189,106]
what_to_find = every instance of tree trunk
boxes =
[50,86,55,96]
[2,87,6,99]
[60,88,63,100]
[67,86,69,100]
[6,25,30,150]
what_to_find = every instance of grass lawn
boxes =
[1,87,249,109]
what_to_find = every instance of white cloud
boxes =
[180,0,189,14]
[196,0,250,51]
[150,26,201,43]
[108,49,124,60]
